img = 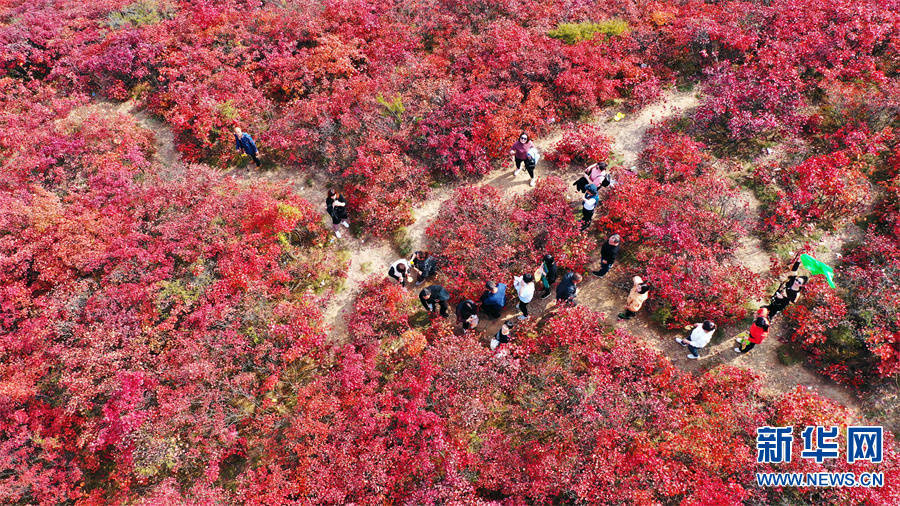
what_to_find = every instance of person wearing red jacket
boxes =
[735,307,769,354]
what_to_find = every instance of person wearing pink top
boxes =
[510,132,539,187]
[574,161,611,193]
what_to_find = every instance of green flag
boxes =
[800,254,836,289]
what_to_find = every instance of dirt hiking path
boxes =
[68,100,181,173]
[106,89,864,415]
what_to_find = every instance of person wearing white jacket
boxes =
[513,273,535,319]
[387,258,411,286]
[676,320,717,359]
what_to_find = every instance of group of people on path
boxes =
[575,162,613,231]
[408,255,587,351]
[673,257,809,359]
[237,126,812,360]
[388,251,437,287]
[385,238,654,352]
[511,130,615,232]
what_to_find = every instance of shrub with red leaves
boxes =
[640,127,712,182]
[782,150,900,385]
[598,167,761,327]
[753,151,871,242]
[249,301,899,504]
[0,102,347,503]
[545,123,612,169]
[425,178,595,301]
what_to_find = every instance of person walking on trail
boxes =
[326,190,350,238]
[419,285,450,317]
[676,320,717,359]
[592,234,621,278]
[510,132,539,187]
[490,320,515,351]
[555,272,582,305]
[513,273,535,319]
[387,258,411,286]
[536,254,558,299]
[766,258,808,319]
[574,162,612,193]
[480,280,507,319]
[618,276,650,320]
[456,299,479,330]
[234,127,261,167]
[735,307,769,354]
[581,184,599,232]
[410,251,438,285]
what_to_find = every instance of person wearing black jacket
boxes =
[537,254,558,299]
[326,189,350,238]
[555,272,582,305]
[420,285,450,317]
[767,259,808,318]
[410,251,438,286]
[592,234,621,278]
[456,299,479,330]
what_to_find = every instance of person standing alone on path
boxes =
[676,320,716,359]
[419,285,450,317]
[581,184,599,231]
[618,276,650,320]
[234,127,261,167]
[593,234,621,278]
[480,280,507,319]
[536,254,558,299]
[766,258,808,319]
[326,190,350,238]
[513,273,535,319]
[510,132,539,187]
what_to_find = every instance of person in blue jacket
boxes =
[234,127,261,167]
[480,280,507,319]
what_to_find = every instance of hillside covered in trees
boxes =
[1,0,898,503]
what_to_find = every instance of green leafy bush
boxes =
[107,0,174,29]
[547,19,628,44]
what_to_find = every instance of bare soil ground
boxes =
[105,89,870,416]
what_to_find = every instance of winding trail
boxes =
[95,89,865,415]
[67,100,181,174]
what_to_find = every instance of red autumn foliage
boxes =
[544,123,613,169]
[425,178,595,301]
[0,97,347,503]
[2,0,900,501]
[640,126,712,182]
[782,145,900,385]
[753,151,871,242]
[598,132,762,327]
[244,299,897,504]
